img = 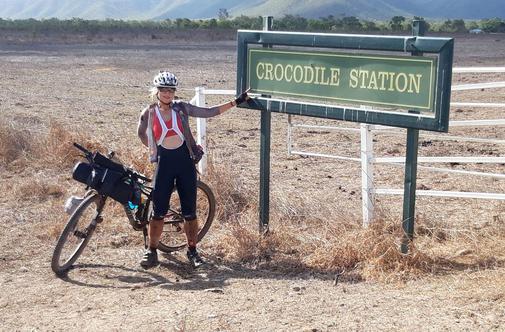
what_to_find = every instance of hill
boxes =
[0,0,504,20]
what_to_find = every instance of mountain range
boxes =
[1,0,504,21]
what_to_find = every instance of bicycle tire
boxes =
[51,193,102,275]
[157,180,216,253]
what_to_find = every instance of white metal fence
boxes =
[190,67,505,225]
[287,67,505,225]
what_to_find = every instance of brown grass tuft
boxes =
[204,161,257,223]
[37,121,106,170]
[211,210,303,268]
[0,118,108,171]
[199,159,505,281]
[14,179,64,202]
[0,119,32,165]
[111,146,153,178]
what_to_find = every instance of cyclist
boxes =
[137,70,249,268]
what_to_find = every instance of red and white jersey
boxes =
[152,106,184,144]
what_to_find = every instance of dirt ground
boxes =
[0,31,504,331]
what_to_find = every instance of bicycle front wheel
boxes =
[158,180,216,253]
[51,193,103,275]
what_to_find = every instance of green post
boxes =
[401,128,419,253]
[401,20,425,253]
[259,16,273,233]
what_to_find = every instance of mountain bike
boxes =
[51,143,216,276]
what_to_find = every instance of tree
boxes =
[412,16,430,32]
[452,19,467,33]
[480,18,505,33]
[175,18,196,29]
[276,15,307,31]
[307,18,329,31]
[467,21,479,31]
[218,8,229,21]
[342,16,362,31]
[438,19,467,33]
[390,16,405,31]
[232,15,262,29]
[208,18,218,28]
[439,19,454,32]
[362,20,378,31]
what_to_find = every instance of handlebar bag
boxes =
[92,152,125,173]
[72,162,93,184]
[71,161,138,205]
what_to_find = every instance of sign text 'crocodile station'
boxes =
[248,48,437,111]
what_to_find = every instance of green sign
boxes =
[237,29,454,132]
[248,48,437,111]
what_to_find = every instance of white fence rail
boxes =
[451,66,505,107]
[287,66,505,225]
[453,67,505,73]
[191,67,505,225]
[288,119,505,225]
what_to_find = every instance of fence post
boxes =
[194,86,207,175]
[287,114,293,155]
[401,19,425,253]
[360,123,375,226]
[259,16,273,234]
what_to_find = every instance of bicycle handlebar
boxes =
[73,142,91,156]
[126,168,151,182]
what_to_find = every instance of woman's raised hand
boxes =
[234,88,251,105]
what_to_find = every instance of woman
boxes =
[137,70,249,268]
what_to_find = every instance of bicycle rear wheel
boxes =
[157,180,216,253]
[51,193,103,275]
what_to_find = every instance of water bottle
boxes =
[64,195,84,215]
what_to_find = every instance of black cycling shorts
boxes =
[151,144,197,221]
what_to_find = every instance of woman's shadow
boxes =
[55,251,348,291]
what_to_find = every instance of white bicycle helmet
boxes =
[153,71,178,88]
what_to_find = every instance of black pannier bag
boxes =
[71,154,139,206]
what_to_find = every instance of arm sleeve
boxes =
[180,102,220,118]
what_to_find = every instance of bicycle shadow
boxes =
[56,252,231,290]
[58,263,175,289]
[57,251,357,291]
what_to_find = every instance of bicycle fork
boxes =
[75,196,106,239]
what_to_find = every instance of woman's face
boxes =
[157,87,176,104]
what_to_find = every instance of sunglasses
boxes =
[158,87,176,93]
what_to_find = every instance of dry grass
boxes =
[14,178,64,202]
[204,160,505,281]
[0,120,31,167]
[204,160,257,223]
[0,118,106,170]
[3,118,504,283]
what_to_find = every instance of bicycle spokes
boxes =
[164,211,184,233]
